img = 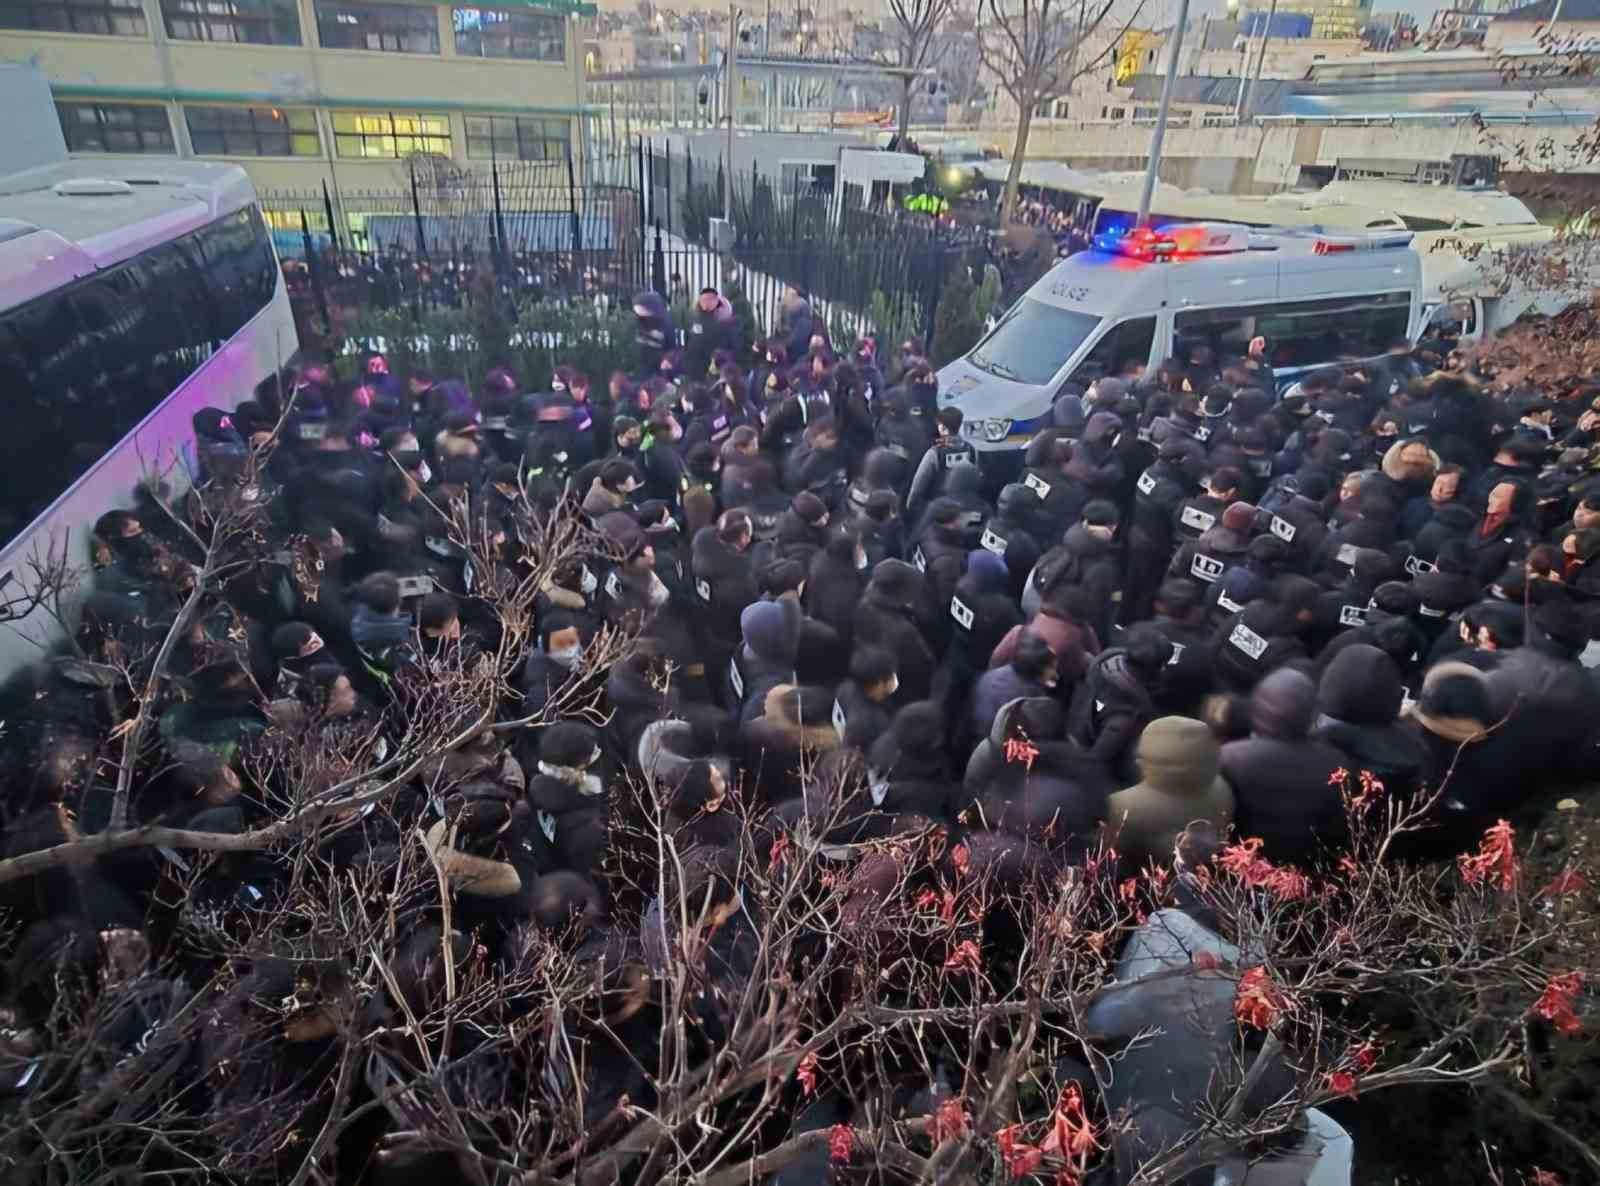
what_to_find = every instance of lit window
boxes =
[331,110,452,157]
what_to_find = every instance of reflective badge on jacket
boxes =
[1335,543,1359,567]
[1023,472,1051,499]
[729,657,744,699]
[832,698,848,738]
[1136,470,1157,496]
[1229,623,1269,660]
[980,527,1008,556]
[1180,505,1215,532]
[944,449,974,468]
[1339,604,1366,628]
[696,577,712,602]
[1217,590,1244,613]
[912,546,927,572]
[1191,553,1225,582]
[1269,515,1296,542]
[950,596,975,630]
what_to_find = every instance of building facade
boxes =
[1,0,595,217]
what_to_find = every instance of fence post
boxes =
[652,219,667,296]
[321,179,341,257]
[491,155,511,287]
[565,145,585,260]
[924,246,947,350]
[408,158,429,262]
[300,209,332,343]
[663,141,673,242]
[636,137,648,290]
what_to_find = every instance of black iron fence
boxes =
[266,139,984,351]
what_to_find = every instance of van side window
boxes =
[1174,293,1409,372]
[1068,316,1156,386]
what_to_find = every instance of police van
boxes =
[937,222,1424,468]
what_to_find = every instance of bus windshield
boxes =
[968,299,1100,386]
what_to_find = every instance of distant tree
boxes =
[976,0,1148,222]
[932,261,982,367]
[884,0,960,144]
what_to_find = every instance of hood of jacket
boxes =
[1134,716,1223,796]
[351,604,412,649]
[583,476,627,513]
[1195,523,1250,557]
[758,683,840,749]
[1249,668,1316,740]
[741,598,802,665]
[1381,439,1440,484]
[1084,410,1122,447]
[1318,642,1403,724]
[1063,522,1115,563]
[422,819,521,897]
[633,290,670,320]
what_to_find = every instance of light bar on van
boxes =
[1094,222,1252,262]
[1311,231,1415,254]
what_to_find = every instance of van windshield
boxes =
[968,299,1100,386]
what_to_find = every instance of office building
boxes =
[1,0,596,224]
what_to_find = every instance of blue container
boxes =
[1241,11,1312,37]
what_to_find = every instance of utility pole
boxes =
[1136,0,1189,226]
[1062,0,1087,118]
[1231,36,1248,120]
[724,1,739,220]
[1238,0,1278,124]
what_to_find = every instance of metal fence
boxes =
[265,139,984,348]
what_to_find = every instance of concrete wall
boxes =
[0,0,588,194]
[987,116,1600,191]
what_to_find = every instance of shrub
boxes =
[931,261,982,368]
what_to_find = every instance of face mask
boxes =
[550,644,582,667]
[579,566,598,595]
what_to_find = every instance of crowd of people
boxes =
[1,274,1598,1175]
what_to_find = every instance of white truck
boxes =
[1417,223,1597,343]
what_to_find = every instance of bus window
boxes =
[1065,316,1156,386]
[0,209,276,543]
[196,207,278,340]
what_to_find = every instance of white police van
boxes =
[938,222,1424,468]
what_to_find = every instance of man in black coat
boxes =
[1068,625,1173,783]
[1220,670,1351,869]
[683,288,745,381]
[691,509,760,710]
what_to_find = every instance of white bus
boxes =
[0,158,298,675]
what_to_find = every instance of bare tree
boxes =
[882,0,959,145]
[1,404,1596,1184]
[976,0,1148,222]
